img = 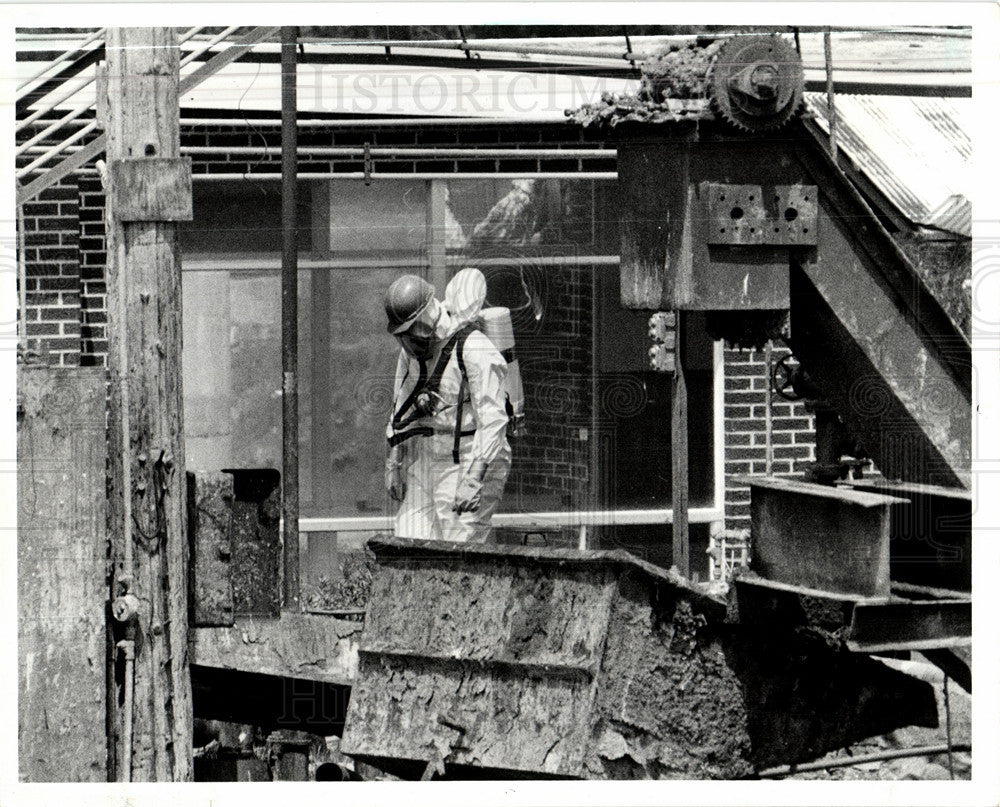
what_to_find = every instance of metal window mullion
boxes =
[190,172,619,181]
[297,507,726,533]
[180,145,615,158]
[309,180,334,515]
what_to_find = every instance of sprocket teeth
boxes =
[709,34,803,133]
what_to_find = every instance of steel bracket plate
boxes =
[704,182,818,246]
[846,598,971,654]
[744,476,907,598]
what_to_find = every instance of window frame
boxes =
[182,175,726,544]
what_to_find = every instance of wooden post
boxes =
[671,309,690,577]
[103,27,193,781]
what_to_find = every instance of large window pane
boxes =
[182,176,717,528]
[441,179,715,514]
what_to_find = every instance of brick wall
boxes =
[502,261,593,513]
[723,346,816,530]
[19,176,81,366]
[77,176,108,366]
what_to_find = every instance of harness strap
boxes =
[387,426,433,448]
[387,426,475,449]
[390,324,480,462]
[391,357,427,432]
[452,375,467,463]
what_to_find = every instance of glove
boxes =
[453,460,488,514]
[385,447,406,502]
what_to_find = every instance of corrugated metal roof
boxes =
[927,194,972,237]
[804,93,970,236]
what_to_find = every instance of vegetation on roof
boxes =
[567,41,721,127]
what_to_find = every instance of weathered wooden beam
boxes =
[103,27,193,782]
[17,367,108,782]
[190,614,361,686]
[109,157,194,221]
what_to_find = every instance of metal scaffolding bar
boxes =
[17,120,98,177]
[179,25,240,67]
[17,101,90,155]
[14,75,97,132]
[16,27,104,94]
[176,26,205,46]
[280,25,300,612]
[16,26,280,205]
[179,145,614,158]
[190,171,618,181]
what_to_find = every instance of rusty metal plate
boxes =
[745,476,907,598]
[188,472,235,627]
[704,183,818,246]
[224,468,281,617]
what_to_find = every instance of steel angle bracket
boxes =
[845,597,971,654]
[734,574,972,658]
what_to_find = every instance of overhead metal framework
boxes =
[14,25,973,206]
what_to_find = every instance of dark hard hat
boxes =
[385,275,435,334]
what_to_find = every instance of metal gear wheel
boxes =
[709,35,804,132]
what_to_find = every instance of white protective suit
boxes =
[386,272,511,543]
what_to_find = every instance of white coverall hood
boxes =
[444,267,487,328]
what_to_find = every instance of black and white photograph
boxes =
[3,5,998,804]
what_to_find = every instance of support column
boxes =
[103,26,193,781]
[280,26,300,610]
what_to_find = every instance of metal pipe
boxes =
[179,25,240,67]
[280,26,300,612]
[176,26,205,46]
[16,27,105,94]
[944,673,955,779]
[191,171,618,181]
[180,145,615,158]
[757,743,971,778]
[296,36,665,63]
[178,116,572,128]
[16,94,96,148]
[764,342,773,475]
[117,639,135,782]
[17,120,98,177]
[824,31,839,162]
[16,73,97,133]
[20,115,569,129]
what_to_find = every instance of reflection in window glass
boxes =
[182,177,715,529]
[441,179,714,514]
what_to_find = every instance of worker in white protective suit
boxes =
[383,269,511,543]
